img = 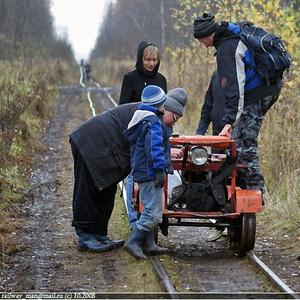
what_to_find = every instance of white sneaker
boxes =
[206,228,227,242]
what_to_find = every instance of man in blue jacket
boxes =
[193,13,281,199]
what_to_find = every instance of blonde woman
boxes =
[119,41,167,104]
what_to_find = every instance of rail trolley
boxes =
[133,135,263,254]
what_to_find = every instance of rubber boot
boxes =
[123,226,147,259]
[75,228,114,252]
[143,231,169,256]
[95,235,125,248]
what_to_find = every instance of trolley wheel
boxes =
[229,213,256,255]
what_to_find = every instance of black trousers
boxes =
[70,141,118,235]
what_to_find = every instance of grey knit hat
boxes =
[164,88,188,116]
[194,13,218,39]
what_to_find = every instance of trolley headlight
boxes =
[190,147,208,166]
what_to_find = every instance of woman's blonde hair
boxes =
[143,45,160,61]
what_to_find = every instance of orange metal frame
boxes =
[135,135,262,220]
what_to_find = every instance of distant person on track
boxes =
[123,86,188,260]
[80,59,92,82]
[119,41,168,228]
[119,41,167,104]
[69,88,187,253]
[84,61,92,81]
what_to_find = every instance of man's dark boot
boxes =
[95,235,125,248]
[75,228,114,252]
[123,226,147,259]
[143,231,169,256]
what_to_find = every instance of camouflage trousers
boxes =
[232,95,274,194]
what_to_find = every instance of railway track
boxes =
[149,224,298,298]
[153,244,298,298]
[79,68,299,299]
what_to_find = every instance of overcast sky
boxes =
[51,0,109,62]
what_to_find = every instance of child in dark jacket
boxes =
[123,85,169,259]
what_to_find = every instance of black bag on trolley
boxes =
[168,156,236,212]
[185,180,220,212]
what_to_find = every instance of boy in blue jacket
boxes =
[123,85,169,259]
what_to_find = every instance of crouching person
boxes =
[123,85,170,259]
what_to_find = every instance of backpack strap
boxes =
[209,156,237,210]
[211,156,237,184]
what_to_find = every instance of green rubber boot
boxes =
[124,226,148,259]
[143,231,169,256]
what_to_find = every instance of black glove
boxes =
[154,171,166,188]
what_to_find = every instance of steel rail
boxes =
[80,65,117,108]
[247,251,298,299]
[79,66,96,116]
[150,256,179,299]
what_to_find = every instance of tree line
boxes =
[91,0,181,60]
[0,0,74,63]
[91,0,299,61]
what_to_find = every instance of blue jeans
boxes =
[136,181,163,232]
[125,174,138,227]
[127,173,180,228]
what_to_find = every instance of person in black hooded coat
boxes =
[196,71,225,136]
[69,103,139,253]
[119,41,167,104]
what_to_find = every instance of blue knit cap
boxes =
[141,85,166,106]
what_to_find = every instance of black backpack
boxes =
[237,22,291,84]
[168,156,237,213]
